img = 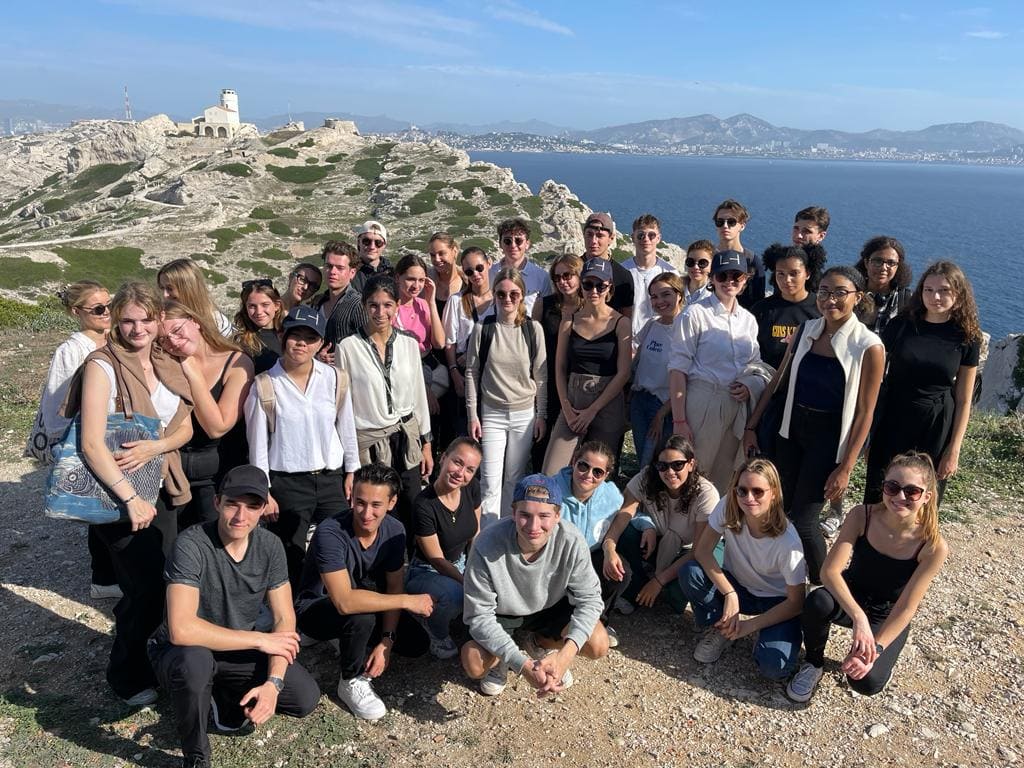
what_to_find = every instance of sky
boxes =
[3,1,1023,132]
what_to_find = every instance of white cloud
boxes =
[966,29,1007,38]
[483,0,573,36]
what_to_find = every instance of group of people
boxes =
[27,203,980,768]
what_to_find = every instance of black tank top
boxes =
[843,505,924,613]
[569,321,619,376]
[185,353,238,452]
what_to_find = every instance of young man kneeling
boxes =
[461,474,608,697]
[149,465,319,768]
[294,463,434,720]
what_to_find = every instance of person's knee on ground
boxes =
[580,622,610,659]
[461,640,500,679]
[848,667,891,696]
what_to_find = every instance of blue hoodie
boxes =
[552,466,624,550]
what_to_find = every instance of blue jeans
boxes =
[630,389,672,468]
[678,560,802,680]
[405,556,465,640]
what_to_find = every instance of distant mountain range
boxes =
[4,98,1023,154]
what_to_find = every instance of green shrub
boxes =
[249,207,277,220]
[71,162,135,190]
[425,180,446,191]
[487,191,514,206]
[440,199,480,217]
[42,172,63,186]
[611,247,632,263]
[517,196,543,219]
[268,220,294,236]
[451,179,482,198]
[0,189,46,218]
[297,138,315,148]
[268,147,299,159]
[326,153,348,163]
[236,260,282,278]
[41,198,69,213]
[417,166,435,174]
[294,189,314,198]
[187,161,207,172]
[460,237,494,252]
[215,163,253,178]
[408,190,438,215]
[401,240,430,252]
[344,186,364,196]
[70,223,96,237]
[266,165,334,184]
[305,157,320,164]
[204,269,228,285]
[353,158,383,182]
[0,296,71,331]
[567,199,585,211]
[391,164,416,176]
[468,164,491,172]
[442,156,459,167]
[108,181,134,198]
[259,247,291,261]
[261,130,302,146]
[53,245,150,287]
[364,142,395,157]
[238,222,262,234]
[207,228,245,252]
[0,258,64,289]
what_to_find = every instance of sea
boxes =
[470,152,1021,340]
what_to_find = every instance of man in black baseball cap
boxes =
[149,464,320,768]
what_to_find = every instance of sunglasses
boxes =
[360,237,385,248]
[714,217,739,228]
[464,263,487,277]
[881,480,925,501]
[501,236,527,247]
[80,303,111,316]
[554,271,577,282]
[574,459,607,480]
[654,459,689,473]
[713,271,745,284]
[685,257,710,269]
[291,272,320,288]
[495,290,522,301]
[735,485,768,500]
[816,288,854,302]
[581,280,610,293]
[243,278,274,291]
[634,231,659,241]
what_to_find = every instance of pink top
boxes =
[395,297,432,355]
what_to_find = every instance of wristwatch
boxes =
[266,675,285,692]
[381,631,397,643]
[874,642,884,655]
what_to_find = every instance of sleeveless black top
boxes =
[184,353,238,452]
[843,505,924,618]
[569,320,619,377]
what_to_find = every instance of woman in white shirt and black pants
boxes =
[336,276,434,532]
[245,306,360,590]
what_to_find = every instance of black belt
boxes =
[269,466,343,478]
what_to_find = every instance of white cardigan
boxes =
[779,315,882,462]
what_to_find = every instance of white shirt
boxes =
[631,319,674,403]
[244,359,359,475]
[708,499,806,598]
[668,292,761,387]
[622,256,677,342]
[442,293,495,355]
[92,359,180,427]
[215,310,234,338]
[489,258,552,316]
[38,332,97,440]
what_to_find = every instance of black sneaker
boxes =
[182,755,211,768]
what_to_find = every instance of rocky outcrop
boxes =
[976,334,1024,414]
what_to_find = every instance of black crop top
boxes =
[569,324,619,376]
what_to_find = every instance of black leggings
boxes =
[775,405,841,584]
[801,586,910,696]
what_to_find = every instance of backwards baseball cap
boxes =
[583,212,614,235]
[512,473,563,508]
[711,249,748,275]
[218,464,269,502]
[581,257,613,282]
[354,220,388,244]
[282,305,326,338]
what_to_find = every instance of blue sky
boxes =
[4,1,1023,131]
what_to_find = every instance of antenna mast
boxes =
[124,86,133,121]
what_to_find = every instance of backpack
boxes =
[254,367,349,434]
[477,316,538,380]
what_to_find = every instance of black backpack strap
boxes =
[477,316,498,377]
[522,319,537,381]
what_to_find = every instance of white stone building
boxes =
[192,89,242,138]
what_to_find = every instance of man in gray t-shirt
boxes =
[461,473,607,698]
[148,466,319,768]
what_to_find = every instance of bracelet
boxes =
[121,493,138,505]
[720,590,736,597]
[744,426,756,432]
[653,575,665,587]
[448,364,458,371]
[110,476,128,489]
[673,419,688,425]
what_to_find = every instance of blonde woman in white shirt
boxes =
[336,276,434,532]
[245,306,359,590]
[669,250,762,493]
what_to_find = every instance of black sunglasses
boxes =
[464,263,487,277]
[714,217,739,228]
[574,459,607,480]
[80,303,111,316]
[654,459,689,473]
[881,480,925,501]
[685,257,710,269]
[243,278,274,291]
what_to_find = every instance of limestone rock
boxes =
[976,334,1024,414]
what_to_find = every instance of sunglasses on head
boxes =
[715,217,739,228]
[464,263,487,277]
[685,257,710,269]
[581,280,609,293]
[360,237,385,248]
[501,236,527,247]
[574,459,607,480]
[654,459,689,473]
[735,485,768,500]
[80,303,111,316]
[881,480,925,501]
[243,278,274,291]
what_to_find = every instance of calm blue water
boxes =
[471,152,1021,339]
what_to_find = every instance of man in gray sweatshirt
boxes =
[461,473,608,697]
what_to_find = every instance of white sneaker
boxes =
[605,624,620,648]
[90,583,122,600]
[479,662,509,696]
[429,635,459,660]
[693,629,732,663]
[786,662,824,703]
[121,687,158,707]
[614,598,635,615]
[337,675,386,720]
[820,513,843,537]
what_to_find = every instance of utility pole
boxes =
[124,86,133,122]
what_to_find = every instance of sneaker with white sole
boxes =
[605,624,620,648]
[337,675,386,720]
[479,662,509,696]
[693,629,732,664]
[121,687,158,707]
[614,597,635,615]
[820,513,843,538]
[429,635,459,659]
[90,583,123,600]
[786,662,824,703]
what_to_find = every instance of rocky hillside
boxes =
[0,115,684,307]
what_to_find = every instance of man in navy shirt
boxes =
[295,463,434,720]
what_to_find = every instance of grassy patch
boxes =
[425,180,446,191]
[207,227,245,252]
[205,269,228,285]
[108,181,134,198]
[611,247,632,263]
[215,163,253,178]
[451,179,483,198]
[0,297,71,331]
[305,157,320,164]
[54,245,150,286]
[364,142,395,157]
[294,189,314,198]
[187,160,207,172]
[440,199,480,217]
[41,197,70,213]
[42,171,63,186]
[266,164,334,184]
[267,220,294,236]
[417,166,435,174]
[568,198,586,211]
[70,223,96,237]
[353,157,384,183]
[407,190,438,215]
[238,222,262,234]
[249,206,277,219]
[944,412,1024,517]
[390,163,416,176]
[236,260,282,278]
[268,147,299,159]
[326,152,348,163]
[441,156,459,167]
[261,130,303,146]
[297,137,315,148]
[486,190,514,206]
[468,164,491,172]
[0,258,64,289]
[344,186,364,196]
[259,247,291,261]
[460,236,495,252]
[0,188,46,218]
[517,195,543,218]
[71,162,135,190]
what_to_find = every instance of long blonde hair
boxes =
[885,451,941,548]
[161,301,240,354]
[549,253,583,313]
[723,457,788,537]
[109,281,162,350]
[157,259,222,330]
[492,267,528,326]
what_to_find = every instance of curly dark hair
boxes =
[856,236,912,290]
[761,242,827,293]
[640,435,706,513]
